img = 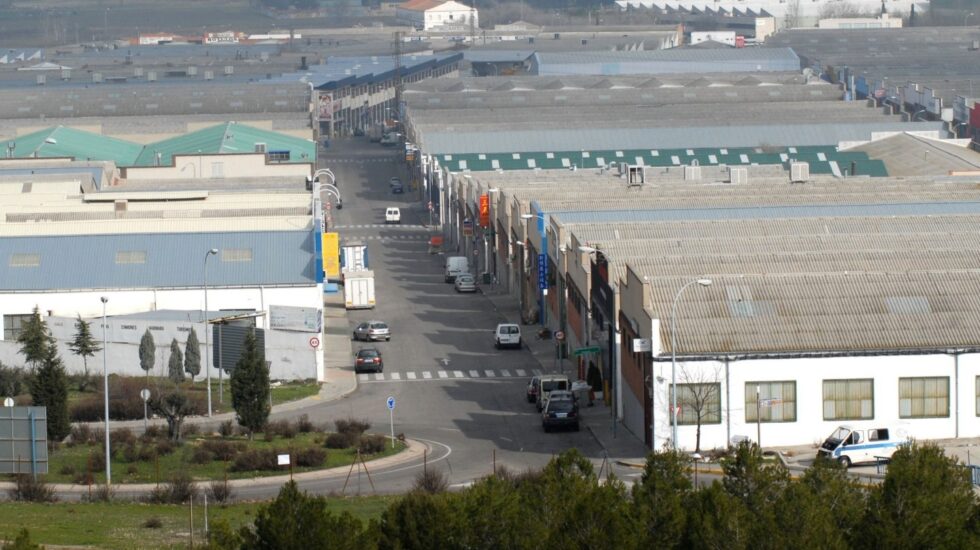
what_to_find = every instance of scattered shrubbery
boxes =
[358,434,387,455]
[230,449,279,472]
[145,473,197,504]
[8,475,56,503]
[323,432,352,449]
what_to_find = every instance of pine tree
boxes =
[184,328,201,381]
[16,307,50,371]
[67,314,102,391]
[167,338,185,384]
[230,330,270,438]
[241,481,367,549]
[29,339,71,441]
[138,329,155,378]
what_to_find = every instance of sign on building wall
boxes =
[538,253,549,290]
[317,92,334,122]
[322,232,340,279]
[269,305,322,333]
[479,193,489,227]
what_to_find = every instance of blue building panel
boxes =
[0,231,314,292]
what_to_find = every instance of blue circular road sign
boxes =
[386,396,396,410]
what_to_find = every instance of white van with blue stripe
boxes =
[817,425,907,468]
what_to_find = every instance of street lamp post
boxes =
[671,278,712,450]
[486,188,499,283]
[100,296,111,487]
[203,248,218,417]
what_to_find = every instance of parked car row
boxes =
[353,320,390,373]
[527,374,577,432]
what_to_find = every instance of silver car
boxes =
[454,274,477,293]
[353,321,391,341]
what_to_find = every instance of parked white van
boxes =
[444,256,470,283]
[385,207,401,224]
[817,425,907,468]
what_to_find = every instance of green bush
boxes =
[296,414,317,433]
[323,432,351,449]
[145,473,197,504]
[264,419,297,439]
[191,446,215,464]
[294,447,327,467]
[7,475,56,503]
[230,449,278,472]
[0,363,28,398]
[201,439,244,461]
[218,420,236,437]
[2,528,42,550]
[335,418,370,438]
[358,434,387,455]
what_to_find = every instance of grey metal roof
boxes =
[420,121,944,154]
[463,50,535,63]
[0,230,314,292]
[532,47,800,76]
[848,133,980,176]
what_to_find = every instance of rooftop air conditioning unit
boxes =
[627,165,645,186]
[92,72,103,83]
[790,161,810,183]
[60,68,70,80]
[134,67,143,78]
[224,65,234,75]
[204,70,214,80]
[37,74,46,86]
[728,166,748,184]
[147,71,157,82]
[114,200,128,218]
[188,66,198,76]
[255,142,267,154]
[683,160,701,181]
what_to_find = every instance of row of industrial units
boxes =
[432,164,980,450]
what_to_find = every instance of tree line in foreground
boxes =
[197,441,979,550]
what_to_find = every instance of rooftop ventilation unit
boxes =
[204,70,214,80]
[626,165,645,187]
[114,200,128,218]
[224,65,234,75]
[37,74,46,86]
[60,68,70,80]
[147,71,157,82]
[188,66,198,76]
[255,142,267,154]
[790,161,810,183]
[134,67,143,78]
[728,166,748,185]
[92,72,103,83]
[683,160,701,181]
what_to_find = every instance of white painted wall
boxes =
[124,153,313,180]
[648,352,980,451]
[0,286,325,382]
[615,0,925,27]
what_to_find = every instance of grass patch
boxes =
[29,433,405,485]
[0,497,395,549]
[201,379,320,415]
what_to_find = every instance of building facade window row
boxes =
[675,376,959,426]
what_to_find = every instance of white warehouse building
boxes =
[396,0,478,31]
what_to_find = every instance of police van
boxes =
[817,425,907,468]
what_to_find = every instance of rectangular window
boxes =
[745,381,797,423]
[221,248,253,262]
[672,383,722,425]
[2,313,34,341]
[899,377,949,418]
[115,250,147,264]
[9,253,40,268]
[211,162,225,178]
[267,150,290,162]
[823,379,874,420]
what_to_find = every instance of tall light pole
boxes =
[100,296,111,487]
[671,278,712,450]
[203,248,218,417]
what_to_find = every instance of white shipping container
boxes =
[344,270,376,310]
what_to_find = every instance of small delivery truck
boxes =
[817,425,906,468]
[344,269,376,310]
[444,256,470,283]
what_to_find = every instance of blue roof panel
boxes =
[0,231,314,292]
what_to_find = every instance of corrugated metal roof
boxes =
[532,48,800,76]
[421,122,942,154]
[644,272,980,355]
[133,122,315,166]
[12,126,143,165]
[0,230,314,291]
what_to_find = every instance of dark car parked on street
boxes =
[542,390,579,432]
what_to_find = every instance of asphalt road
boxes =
[240,137,639,497]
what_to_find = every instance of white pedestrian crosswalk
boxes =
[358,368,541,383]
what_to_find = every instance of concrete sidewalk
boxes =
[483,288,649,464]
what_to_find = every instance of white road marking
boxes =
[532,369,542,376]
[407,372,417,380]
[484,370,496,377]
[454,370,465,378]
[422,371,432,379]
[516,369,526,376]
[500,369,511,377]
[469,370,480,377]
[358,374,370,381]
[439,371,449,379]
[390,372,401,380]
[374,373,384,381]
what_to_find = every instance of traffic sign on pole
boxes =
[386,396,396,449]
[309,336,321,349]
